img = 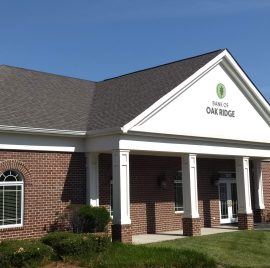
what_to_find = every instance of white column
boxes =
[112,149,131,225]
[86,153,99,207]
[235,157,252,214]
[182,154,199,218]
[253,159,265,210]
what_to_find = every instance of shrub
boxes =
[41,231,72,249]
[42,231,111,258]
[0,239,54,268]
[78,205,111,233]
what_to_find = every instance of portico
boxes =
[85,49,270,242]
[86,131,269,242]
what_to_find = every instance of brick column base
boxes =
[238,213,254,230]
[182,218,201,236]
[254,209,266,223]
[112,224,132,243]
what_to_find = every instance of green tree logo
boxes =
[216,83,226,99]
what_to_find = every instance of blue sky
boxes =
[0,0,270,101]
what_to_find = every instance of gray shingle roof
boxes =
[88,49,223,130]
[0,66,95,131]
[0,49,223,132]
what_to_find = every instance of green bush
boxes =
[42,231,111,258]
[41,231,72,249]
[78,205,111,233]
[0,239,54,268]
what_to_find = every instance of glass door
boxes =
[219,180,238,224]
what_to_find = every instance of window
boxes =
[0,170,23,228]
[174,171,183,212]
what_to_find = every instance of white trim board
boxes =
[0,133,85,152]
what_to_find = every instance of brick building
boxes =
[0,49,269,242]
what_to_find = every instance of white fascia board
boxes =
[220,55,270,125]
[122,49,270,132]
[119,134,270,158]
[0,125,86,137]
[223,52,270,112]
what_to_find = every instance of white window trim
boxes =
[0,175,24,229]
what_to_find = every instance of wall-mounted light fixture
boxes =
[210,174,219,186]
[157,175,168,189]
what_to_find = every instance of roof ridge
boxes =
[102,49,225,82]
[0,64,96,84]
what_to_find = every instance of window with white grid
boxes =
[0,170,24,228]
[174,170,183,212]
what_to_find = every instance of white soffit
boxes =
[124,50,270,144]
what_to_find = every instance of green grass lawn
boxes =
[3,230,269,267]
[69,242,215,268]
[149,230,270,268]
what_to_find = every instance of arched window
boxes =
[0,170,24,228]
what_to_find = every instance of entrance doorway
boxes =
[218,180,238,224]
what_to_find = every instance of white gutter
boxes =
[0,125,86,137]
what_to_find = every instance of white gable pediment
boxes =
[126,52,270,144]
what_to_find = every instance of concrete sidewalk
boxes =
[132,226,238,244]
[132,223,270,244]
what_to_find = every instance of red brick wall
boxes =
[99,154,236,235]
[129,155,182,235]
[3,151,266,240]
[99,154,182,235]
[0,150,86,240]
[262,161,270,220]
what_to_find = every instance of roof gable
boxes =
[126,50,270,143]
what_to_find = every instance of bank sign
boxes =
[206,83,236,118]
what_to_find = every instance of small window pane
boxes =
[0,170,22,182]
[17,187,22,224]
[174,182,183,211]
[174,171,183,212]
[4,187,19,224]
